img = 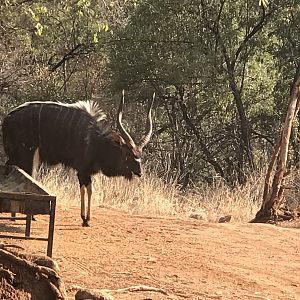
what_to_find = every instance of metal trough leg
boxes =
[47,198,56,257]
[11,212,16,221]
[25,214,31,237]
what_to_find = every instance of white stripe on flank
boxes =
[15,100,106,122]
[32,148,40,179]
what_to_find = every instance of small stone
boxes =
[218,215,232,223]
[189,211,207,221]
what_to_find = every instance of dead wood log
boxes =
[105,285,168,295]
[24,253,60,273]
[0,267,14,284]
[0,242,25,251]
[73,284,168,300]
[0,248,58,279]
[0,248,67,300]
[0,278,31,300]
[74,287,114,300]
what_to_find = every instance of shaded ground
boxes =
[1,206,300,300]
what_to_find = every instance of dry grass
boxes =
[37,165,264,222]
[183,174,263,222]
[37,166,180,217]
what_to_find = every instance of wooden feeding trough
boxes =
[0,165,56,257]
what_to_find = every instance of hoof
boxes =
[32,215,37,221]
[82,219,90,227]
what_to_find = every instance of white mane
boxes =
[71,101,106,122]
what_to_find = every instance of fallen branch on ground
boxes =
[0,242,25,251]
[72,284,168,300]
[0,248,67,299]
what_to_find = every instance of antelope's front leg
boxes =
[85,182,92,226]
[78,173,91,227]
[80,185,87,226]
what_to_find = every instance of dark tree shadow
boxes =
[0,222,24,234]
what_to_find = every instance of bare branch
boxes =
[48,44,95,72]
[176,86,225,179]
[234,6,267,65]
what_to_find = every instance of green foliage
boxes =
[0,0,130,105]
[106,0,300,185]
[0,0,299,187]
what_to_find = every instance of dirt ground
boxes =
[1,206,300,300]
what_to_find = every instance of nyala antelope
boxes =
[2,91,154,226]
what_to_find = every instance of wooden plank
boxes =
[0,191,55,202]
[0,165,57,257]
[0,234,48,242]
[0,165,51,196]
[0,216,27,220]
[10,166,52,195]
[0,198,51,214]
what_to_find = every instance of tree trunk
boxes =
[252,66,300,222]
[228,69,254,181]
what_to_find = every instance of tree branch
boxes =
[48,44,94,72]
[176,86,225,179]
[234,5,267,65]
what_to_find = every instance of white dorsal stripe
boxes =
[15,100,106,122]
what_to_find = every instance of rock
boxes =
[218,215,232,223]
[189,210,207,221]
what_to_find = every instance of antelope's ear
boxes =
[111,132,126,145]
